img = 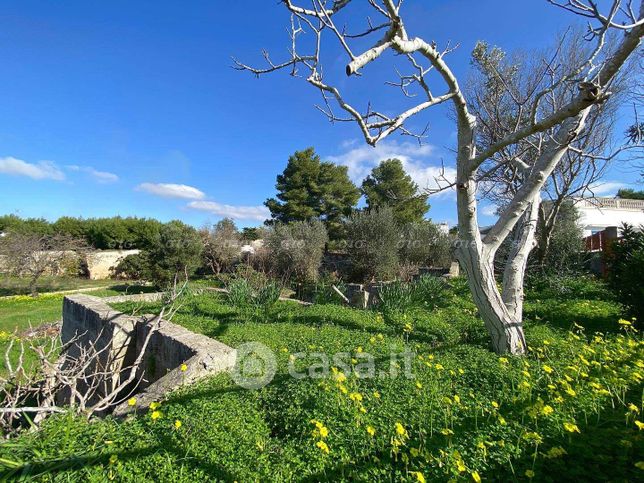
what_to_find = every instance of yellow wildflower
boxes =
[149,402,160,410]
[174,419,182,429]
[109,454,118,465]
[635,420,644,430]
[395,422,407,436]
[542,365,553,374]
[499,357,509,364]
[349,392,363,402]
[373,391,381,399]
[415,381,423,390]
[180,363,187,372]
[411,471,426,483]
[366,426,376,437]
[150,410,162,420]
[471,471,481,482]
[563,422,580,433]
[127,397,137,406]
[316,440,330,454]
[541,405,554,416]
[628,403,640,414]
[545,446,567,459]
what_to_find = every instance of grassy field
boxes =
[0,280,156,376]
[0,276,641,481]
[0,275,120,297]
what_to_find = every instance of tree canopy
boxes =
[361,159,429,225]
[265,148,360,239]
[617,188,644,200]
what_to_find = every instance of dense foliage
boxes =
[617,188,644,200]
[264,148,360,240]
[146,221,203,287]
[265,219,328,283]
[605,223,644,321]
[361,159,429,225]
[533,202,586,274]
[344,207,400,281]
[1,276,641,481]
[0,215,163,250]
[200,218,242,275]
[399,221,452,268]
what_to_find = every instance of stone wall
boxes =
[85,249,140,280]
[61,294,236,414]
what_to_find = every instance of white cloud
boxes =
[587,181,626,196]
[326,140,456,196]
[0,156,65,181]
[187,200,270,221]
[136,182,205,200]
[66,165,118,183]
[481,204,499,217]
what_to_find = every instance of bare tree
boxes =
[0,233,89,296]
[235,0,643,354]
[467,31,633,268]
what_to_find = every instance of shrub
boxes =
[412,274,447,310]
[111,252,151,280]
[146,221,203,287]
[399,221,452,268]
[226,278,281,314]
[533,201,586,274]
[344,206,399,281]
[200,218,241,275]
[265,220,328,283]
[378,281,414,314]
[525,273,612,301]
[605,223,644,320]
[312,276,347,305]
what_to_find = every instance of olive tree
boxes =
[236,0,644,354]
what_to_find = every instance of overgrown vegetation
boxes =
[0,215,163,250]
[605,223,644,322]
[0,275,640,481]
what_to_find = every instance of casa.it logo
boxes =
[230,342,277,390]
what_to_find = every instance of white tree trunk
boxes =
[501,194,541,321]
[454,118,528,355]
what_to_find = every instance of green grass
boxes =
[0,275,119,297]
[0,280,156,376]
[0,277,642,481]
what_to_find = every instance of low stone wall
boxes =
[61,294,236,414]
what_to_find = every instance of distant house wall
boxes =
[575,198,644,237]
[85,249,140,280]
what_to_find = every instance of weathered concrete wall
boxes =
[85,249,140,280]
[61,294,236,414]
[61,295,138,406]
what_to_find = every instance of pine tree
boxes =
[361,159,429,224]
[265,148,360,240]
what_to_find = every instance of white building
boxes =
[575,197,644,237]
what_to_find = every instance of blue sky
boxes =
[0,0,639,229]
